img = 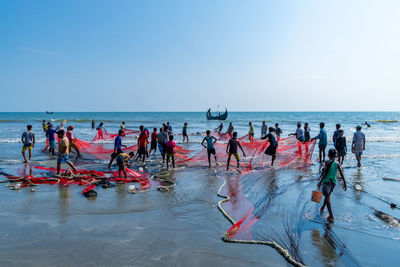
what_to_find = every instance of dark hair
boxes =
[339,129,344,133]
[268,127,274,132]
[100,122,103,126]
[160,128,163,131]
[275,123,279,126]
[118,130,124,135]
[206,130,210,135]
[129,152,135,157]
[27,125,32,130]
[328,148,337,158]
[336,123,341,128]
[305,122,308,126]
[232,131,238,137]
[153,128,157,131]
[297,122,301,127]
[139,125,144,131]
[122,121,125,124]
[320,122,325,127]
[58,129,65,136]
[169,135,174,141]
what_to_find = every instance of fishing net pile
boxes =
[2,166,152,196]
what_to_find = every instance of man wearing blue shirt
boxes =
[332,123,341,149]
[312,122,328,163]
[46,125,57,155]
[108,130,127,168]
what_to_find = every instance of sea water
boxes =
[0,111,400,266]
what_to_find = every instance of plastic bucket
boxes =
[311,190,322,203]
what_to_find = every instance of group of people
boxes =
[21,119,369,222]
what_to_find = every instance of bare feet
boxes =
[327,216,334,222]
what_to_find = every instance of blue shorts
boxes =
[57,153,70,164]
[50,140,56,149]
[158,143,164,155]
[322,180,335,197]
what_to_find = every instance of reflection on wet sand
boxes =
[58,185,70,224]
[311,226,338,267]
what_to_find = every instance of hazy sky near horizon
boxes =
[1,0,400,112]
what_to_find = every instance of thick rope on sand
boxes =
[214,170,306,267]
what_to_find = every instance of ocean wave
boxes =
[34,119,121,123]
[375,120,399,123]
[366,137,400,142]
[0,120,25,123]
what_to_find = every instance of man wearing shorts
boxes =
[352,126,366,167]
[226,132,246,170]
[312,122,328,163]
[108,130,126,168]
[248,122,255,142]
[56,130,77,175]
[46,124,57,155]
[201,130,218,167]
[137,125,149,164]
[116,152,134,178]
[261,127,278,166]
[66,125,80,157]
[182,122,189,143]
[150,128,158,155]
[21,125,35,163]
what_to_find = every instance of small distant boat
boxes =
[46,111,53,114]
[206,108,228,120]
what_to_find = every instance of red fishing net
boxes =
[75,138,137,160]
[93,129,140,141]
[175,135,316,170]
[3,166,152,195]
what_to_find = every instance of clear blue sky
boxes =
[1,0,400,112]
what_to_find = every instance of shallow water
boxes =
[1,112,400,266]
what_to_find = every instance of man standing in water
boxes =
[66,126,80,157]
[289,122,305,142]
[352,126,366,167]
[21,125,35,163]
[227,122,234,134]
[304,122,310,142]
[91,120,95,129]
[46,124,57,155]
[56,130,78,175]
[182,122,189,143]
[332,123,341,149]
[226,132,246,170]
[261,121,267,138]
[248,122,255,142]
[274,123,282,137]
[312,122,328,163]
[261,127,278,166]
[96,122,107,139]
[137,125,149,164]
[158,126,168,163]
[201,130,218,167]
